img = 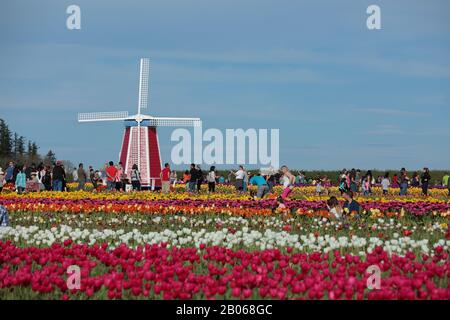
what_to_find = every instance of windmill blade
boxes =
[138,58,150,110]
[78,111,129,122]
[148,117,202,127]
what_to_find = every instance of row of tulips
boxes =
[62,182,450,196]
[1,197,450,217]
[2,187,450,201]
[0,241,448,300]
[2,222,449,254]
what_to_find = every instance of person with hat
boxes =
[52,160,66,192]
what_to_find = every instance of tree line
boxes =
[0,118,57,167]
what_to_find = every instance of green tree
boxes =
[17,136,26,156]
[0,119,12,158]
[44,150,57,165]
[31,142,39,156]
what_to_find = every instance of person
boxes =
[342,191,361,217]
[25,163,36,181]
[114,162,125,191]
[231,166,245,192]
[295,173,301,185]
[61,164,68,192]
[420,167,431,196]
[448,176,450,197]
[280,165,295,200]
[381,172,390,195]
[443,173,449,188]
[274,196,289,215]
[77,163,87,191]
[207,166,216,193]
[196,165,203,192]
[0,168,4,192]
[160,163,171,193]
[72,167,78,182]
[326,196,343,221]
[392,174,399,188]
[189,164,197,192]
[361,175,370,196]
[365,170,373,194]
[218,175,225,184]
[315,178,322,195]
[411,172,420,187]
[355,170,362,190]
[170,170,178,187]
[12,164,20,184]
[0,205,9,227]
[130,164,141,191]
[249,172,269,199]
[36,164,45,191]
[106,161,117,191]
[15,165,26,194]
[266,171,275,192]
[52,161,66,192]
[349,169,358,193]
[5,162,14,184]
[94,170,103,189]
[28,172,40,192]
[42,165,52,191]
[399,168,409,196]
[183,170,191,191]
[89,166,97,189]
[243,168,249,192]
[338,170,348,195]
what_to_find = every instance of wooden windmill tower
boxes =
[78,58,201,188]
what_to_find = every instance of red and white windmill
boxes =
[78,58,201,188]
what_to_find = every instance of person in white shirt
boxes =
[207,166,216,193]
[381,172,391,195]
[72,167,78,182]
[231,165,245,192]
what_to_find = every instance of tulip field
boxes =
[0,185,449,300]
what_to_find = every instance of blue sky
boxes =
[1,0,449,170]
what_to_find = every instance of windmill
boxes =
[78,58,201,188]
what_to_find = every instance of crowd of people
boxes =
[0,160,449,199]
[335,167,439,196]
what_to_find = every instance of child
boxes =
[326,196,343,221]
[316,177,322,195]
[275,196,289,216]
[381,172,390,195]
[362,176,370,196]
[280,165,295,200]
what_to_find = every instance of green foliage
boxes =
[0,118,53,167]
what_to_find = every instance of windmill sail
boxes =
[138,58,150,111]
[148,117,201,127]
[78,111,129,122]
